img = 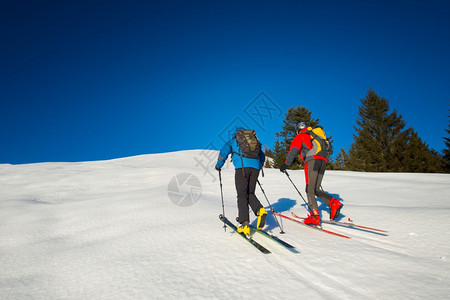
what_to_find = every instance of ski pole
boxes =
[284,170,311,213]
[257,179,285,234]
[218,169,226,231]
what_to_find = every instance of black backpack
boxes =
[235,129,261,159]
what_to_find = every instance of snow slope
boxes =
[1,150,449,299]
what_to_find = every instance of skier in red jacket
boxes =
[279,121,342,225]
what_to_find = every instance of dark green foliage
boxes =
[391,129,444,172]
[263,146,274,158]
[263,146,274,168]
[443,111,450,172]
[272,139,286,168]
[333,148,349,170]
[346,88,444,172]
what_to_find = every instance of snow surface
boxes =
[1,150,449,299]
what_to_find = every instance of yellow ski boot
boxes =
[237,221,250,236]
[257,207,268,230]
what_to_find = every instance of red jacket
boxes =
[285,128,327,165]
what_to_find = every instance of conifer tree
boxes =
[392,129,442,172]
[273,106,319,169]
[347,88,443,172]
[443,111,450,172]
[272,138,286,168]
[263,146,274,168]
[333,148,349,170]
[346,89,406,171]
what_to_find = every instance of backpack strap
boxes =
[232,134,246,177]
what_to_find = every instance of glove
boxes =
[215,165,221,172]
[279,163,288,173]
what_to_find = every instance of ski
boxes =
[249,225,296,249]
[273,211,351,239]
[219,214,271,254]
[327,219,387,233]
[291,212,388,235]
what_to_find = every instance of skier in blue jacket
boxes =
[215,127,267,235]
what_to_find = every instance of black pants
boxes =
[305,159,333,211]
[235,168,263,224]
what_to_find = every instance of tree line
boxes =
[266,88,449,173]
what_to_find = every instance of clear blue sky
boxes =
[1,0,449,164]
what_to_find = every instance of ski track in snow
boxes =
[1,150,449,299]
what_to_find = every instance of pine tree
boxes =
[346,89,406,171]
[393,129,442,172]
[347,88,443,172]
[271,139,284,168]
[263,146,274,168]
[272,106,319,169]
[333,148,349,170]
[443,111,450,172]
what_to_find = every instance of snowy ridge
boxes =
[1,150,449,299]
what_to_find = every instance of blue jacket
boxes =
[215,128,265,170]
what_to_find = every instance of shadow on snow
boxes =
[254,189,346,231]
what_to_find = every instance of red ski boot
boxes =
[330,198,343,220]
[304,210,320,225]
